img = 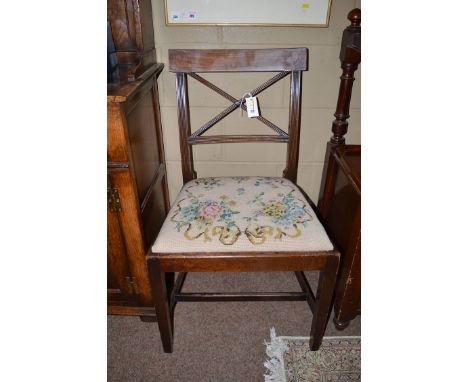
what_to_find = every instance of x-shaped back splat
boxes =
[170,48,307,183]
[188,71,289,143]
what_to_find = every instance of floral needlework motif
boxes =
[254,176,280,188]
[171,189,241,245]
[231,176,250,184]
[245,180,313,245]
[160,176,329,250]
[152,176,334,253]
[193,177,224,190]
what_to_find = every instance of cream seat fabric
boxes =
[152,176,333,253]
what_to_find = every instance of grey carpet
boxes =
[108,271,360,382]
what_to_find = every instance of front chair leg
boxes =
[310,254,340,350]
[147,258,174,353]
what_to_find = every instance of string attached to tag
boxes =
[239,92,260,118]
[239,93,252,117]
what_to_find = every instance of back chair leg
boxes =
[165,272,175,332]
[148,259,174,353]
[309,255,340,350]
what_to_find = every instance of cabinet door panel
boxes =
[141,171,169,248]
[326,169,360,251]
[107,175,135,303]
[108,169,153,306]
[108,63,168,314]
[126,90,161,202]
[107,206,132,296]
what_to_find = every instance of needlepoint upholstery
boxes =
[152,176,333,253]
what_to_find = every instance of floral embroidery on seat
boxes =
[231,176,250,183]
[171,190,241,245]
[192,177,224,190]
[244,184,313,245]
[169,177,314,247]
[153,176,333,253]
[254,176,279,187]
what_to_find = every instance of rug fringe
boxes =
[264,327,288,382]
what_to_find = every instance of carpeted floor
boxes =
[108,271,360,382]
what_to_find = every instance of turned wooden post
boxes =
[331,9,361,144]
[318,9,361,212]
[176,72,197,184]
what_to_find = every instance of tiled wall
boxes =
[152,0,361,204]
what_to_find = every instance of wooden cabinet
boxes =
[317,9,361,329]
[319,145,360,328]
[107,0,157,82]
[107,63,169,319]
[107,0,168,319]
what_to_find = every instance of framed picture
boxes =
[164,0,332,27]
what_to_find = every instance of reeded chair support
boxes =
[147,48,340,353]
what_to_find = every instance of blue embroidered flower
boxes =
[248,191,311,229]
[194,178,223,190]
[232,176,250,183]
[254,177,275,186]
[268,194,309,228]
[172,192,241,245]
[175,196,239,231]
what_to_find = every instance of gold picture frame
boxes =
[164,0,332,28]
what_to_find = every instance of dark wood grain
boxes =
[332,145,361,193]
[319,145,361,329]
[331,64,358,145]
[176,72,197,183]
[107,103,130,163]
[149,250,334,260]
[108,168,152,306]
[107,179,133,298]
[150,251,333,273]
[169,48,308,72]
[331,8,361,145]
[107,305,157,317]
[310,255,340,350]
[295,271,317,312]
[140,166,168,248]
[188,135,288,145]
[107,0,156,82]
[318,8,361,210]
[334,219,360,326]
[150,79,170,219]
[283,70,302,183]
[147,260,173,353]
[175,292,308,302]
[107,63,164,103]
[126,88,162,201]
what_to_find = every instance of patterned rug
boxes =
[264,328,361,382]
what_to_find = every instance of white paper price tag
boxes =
[245,96,259,118]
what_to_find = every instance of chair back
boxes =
[168,48,308,184]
